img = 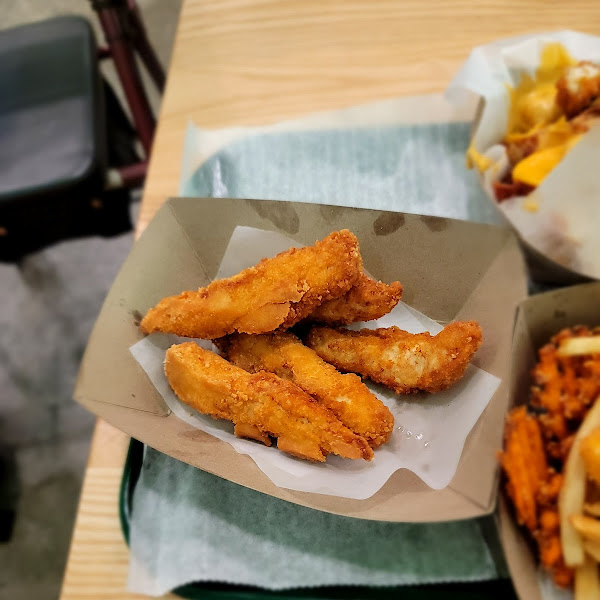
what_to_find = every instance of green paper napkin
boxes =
[182,122,501,225]
[128,448,503,595]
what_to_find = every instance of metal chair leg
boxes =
[126,0,166,92]
[90,0,157,157]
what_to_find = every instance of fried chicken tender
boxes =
[219,332,394,448]
[306,321,483,394]
[164,342,373,462]
[141,230,362,339]
[304,273,403,326]
[556,62,600,118]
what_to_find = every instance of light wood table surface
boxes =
[59,2,600,598]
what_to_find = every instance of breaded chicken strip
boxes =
[556,62,600,118]
[141,230,362,339]
[306,321,483,394]
[165,342,373,462]
[220,332,394,447]
[305,273,403,326]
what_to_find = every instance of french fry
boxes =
[501,326,600,589]
[558,336,600,357]
[560,398,600,566]
[574,554,600,600]
[572,515,600,544]
[584,540,600,563]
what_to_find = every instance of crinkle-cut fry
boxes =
[164,342,373,462]
[306,321,483,394]
[220,332,395,448]
[141,230,362,339]
[500,406,548,532]
[305,273,403,326]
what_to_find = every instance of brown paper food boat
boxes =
[75,197,527,522]
[497,281,600,599]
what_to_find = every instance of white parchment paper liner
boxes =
[446,30,600,279]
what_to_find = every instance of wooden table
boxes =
[59,2,600,598]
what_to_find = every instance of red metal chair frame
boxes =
[90,0,165,188]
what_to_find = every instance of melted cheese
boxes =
[466,145,493,171]
[523,197,539,212]
[508,81,560,134]
[512,133,582,186]
[512,145,566,186]
[468,43,585,190]
[507,43,576,136]
[504,44,583,187]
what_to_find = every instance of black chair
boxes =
[0,4,163,261]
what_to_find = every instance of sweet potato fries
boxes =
[500,326,600,588]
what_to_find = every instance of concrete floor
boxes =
[0,2,181,598]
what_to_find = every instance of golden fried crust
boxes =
[556,62,600,118]
[164,342,373,461]
[499,405,548,532]
[570,96,600,129]
[141,230,363,339]
[221,332,394,447]
[305,273,403,326]
[306,321,483,394]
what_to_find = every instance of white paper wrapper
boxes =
[130,227,500,497]
[446,30,600,280]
